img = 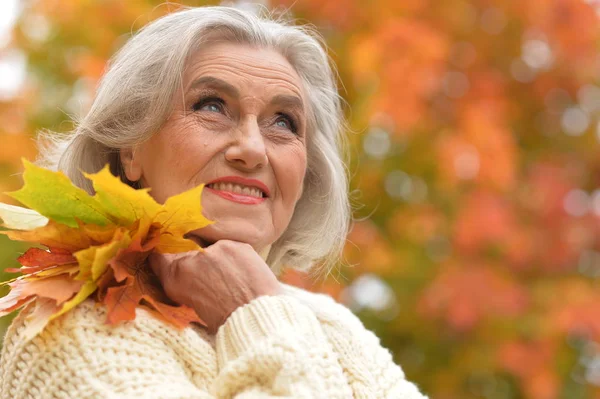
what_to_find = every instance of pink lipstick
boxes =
[205,176,269,205]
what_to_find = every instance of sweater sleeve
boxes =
[214,295,353,398]
[283,287,429,399]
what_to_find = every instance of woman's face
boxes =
[123,42,308,253]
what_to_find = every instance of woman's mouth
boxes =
[205,181,268,205]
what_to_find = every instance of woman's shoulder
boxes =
[4,299,212,349]
[1,299,214,371]
[1,300,216,398]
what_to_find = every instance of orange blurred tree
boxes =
[1,1,600,398]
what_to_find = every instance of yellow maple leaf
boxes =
[0,160,213,339]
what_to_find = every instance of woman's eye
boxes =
[275,119,289,129]
[192,97,225,113]
[203,103,222,113]
[274,113,298,134]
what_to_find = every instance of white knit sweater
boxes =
[0,284,427,399]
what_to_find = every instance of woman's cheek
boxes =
[277,145,307,203]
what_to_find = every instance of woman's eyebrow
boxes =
[188,76,239,97]
[270,94,305,115]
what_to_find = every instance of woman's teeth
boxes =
[208,182,264,198]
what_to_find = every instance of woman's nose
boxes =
[224,117,268,170]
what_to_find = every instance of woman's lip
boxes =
[205,186,266,205]
[206,176,270,197]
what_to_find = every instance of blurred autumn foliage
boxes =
[0,0,599,398]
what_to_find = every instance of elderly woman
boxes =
[0,6,427,399]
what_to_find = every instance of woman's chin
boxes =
[186,225,272,251]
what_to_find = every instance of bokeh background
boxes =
[0,0,599,398]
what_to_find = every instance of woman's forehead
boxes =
[183,42,305,99]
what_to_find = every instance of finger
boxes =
[206,239,252,256]
[148,252,180,281]
[149,251,204,280]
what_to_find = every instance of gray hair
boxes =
[39,5,350,275]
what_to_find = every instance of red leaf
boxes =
[104,278,144,324]
[16,247,76,271]
[108,236,154,283]
[103,266,204,328]
[143,295,205,329]
[95,267,115,302]
[18,247,76,266]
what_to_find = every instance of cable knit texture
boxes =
[0,284,428,399]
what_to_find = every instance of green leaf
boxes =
[8,159,111,227]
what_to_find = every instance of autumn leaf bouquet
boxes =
[0,160,212,340]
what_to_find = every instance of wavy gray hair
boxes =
[39,5,350,274]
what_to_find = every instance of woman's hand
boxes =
[148,240,282,333]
